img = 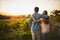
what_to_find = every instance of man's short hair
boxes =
[34,7,39,12]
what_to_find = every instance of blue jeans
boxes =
[42,33,47,40]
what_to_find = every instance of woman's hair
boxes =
[43,10,48,15]
[43,18,49,24]
[43,10,49,24]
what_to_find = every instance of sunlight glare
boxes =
[0,0,60,15]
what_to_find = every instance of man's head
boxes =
[34,7,39,12]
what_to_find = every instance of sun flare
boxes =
[0,0,60,16]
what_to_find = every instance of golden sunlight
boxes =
[0,0,60,15]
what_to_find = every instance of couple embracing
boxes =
[29,7,50,40]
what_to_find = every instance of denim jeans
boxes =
[42,33,47,40]
[31,30,41,40]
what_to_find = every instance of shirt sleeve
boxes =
[29,16,33,27]
[42,15,49,19]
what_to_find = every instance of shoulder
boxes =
[38,13,41,15]
[32,13,35,16]
[37,13,42,17]
[42,15,49,19]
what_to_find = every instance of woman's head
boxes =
[43,10,48,15]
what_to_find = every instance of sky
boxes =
[0,0,60,15]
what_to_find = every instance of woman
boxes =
[31,10,50,40]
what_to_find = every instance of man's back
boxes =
[30,13,42,32]
[30,7,42,40]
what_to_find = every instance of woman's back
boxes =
[40,18,50,33]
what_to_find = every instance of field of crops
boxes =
[0,16,60,40]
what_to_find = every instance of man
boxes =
[29,7,42,40]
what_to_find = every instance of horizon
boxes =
[0,11,30,16]
[0,0,60,15]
